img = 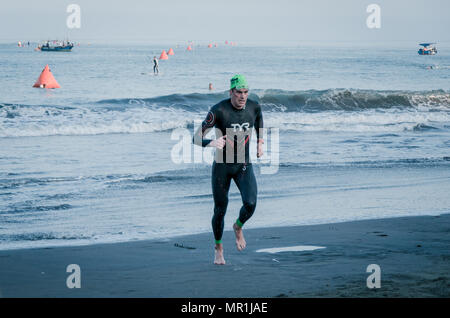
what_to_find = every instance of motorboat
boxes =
[418,43,437,55]
[38,40,74,52]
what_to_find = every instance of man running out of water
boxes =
[193,75,264,265]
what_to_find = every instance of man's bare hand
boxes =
[257,140,264,158]
[209,135,227,149]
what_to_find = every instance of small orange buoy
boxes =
[159,50,169,60]
[167,48,174,55]
[208,43,213,48]
[33,64,60,89]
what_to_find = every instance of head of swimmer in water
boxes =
[229,74,249,109]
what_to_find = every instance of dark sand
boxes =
[0,214,449,298]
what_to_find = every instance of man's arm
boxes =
[255,104,264,157]
[193,110,217,147]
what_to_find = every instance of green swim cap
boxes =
[230,74,249,90]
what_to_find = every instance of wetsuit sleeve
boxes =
[193,109,217,147]
[255,103,264,141]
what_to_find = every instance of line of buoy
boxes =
[31,40,235,88]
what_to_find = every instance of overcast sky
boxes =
[1,0,449,44]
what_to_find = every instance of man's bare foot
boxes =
[214,244,226,265]
[233,223,246,251]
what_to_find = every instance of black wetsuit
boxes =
[153,59,159,74]
[193,98,263,243]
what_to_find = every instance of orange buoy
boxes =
[33,64,60,89]
[159,50,169,60]
[208,43,213,48]
[225,40,228,45]
[187,45,193,51]
[167,48,174,55]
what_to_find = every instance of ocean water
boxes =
[1,42,449,250]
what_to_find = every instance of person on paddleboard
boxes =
[153,56,159,74]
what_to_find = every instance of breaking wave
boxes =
[97,88,450,112]
[1,89,449,137]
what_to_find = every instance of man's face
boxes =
[230,88,249,109]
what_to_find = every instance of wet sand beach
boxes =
[0,214,448,298]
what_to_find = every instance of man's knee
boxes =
[243,200,256,214]
[214,196,228,208]
[213,200,228,218]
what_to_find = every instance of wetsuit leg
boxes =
[211,162,232,243]
[233,163,257,227]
